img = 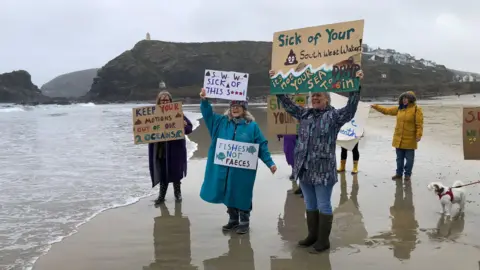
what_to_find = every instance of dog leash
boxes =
[451,180,480,188]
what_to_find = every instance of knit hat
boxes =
[230,98,249,110]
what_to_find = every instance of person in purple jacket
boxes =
[148,90,193,205]
[277,134,297,180]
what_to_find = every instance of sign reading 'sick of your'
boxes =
[270,19,364,94]
[214,139,259,170]
[203,69,249,101]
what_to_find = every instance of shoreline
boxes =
[4,92,478,106]
[2,94,479,108]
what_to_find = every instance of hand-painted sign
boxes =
[331,93,370,151]
[203,69,249,101]
[463,107,480,160]
[214,139,259,170]
[132,102,185,145]
[270,20,364,94]
[267,94,308,135]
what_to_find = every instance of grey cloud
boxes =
[0,0,478,85]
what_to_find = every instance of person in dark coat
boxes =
[148,90,193,204]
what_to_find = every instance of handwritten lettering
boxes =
[135,106,156,117]
[464,110,480,123]
[278,33,302,47]
[332,63,361,80]
[158,103,180,113]
[325,28,355,44]
[134,130,184,144]
[307,32,322,45]
[273,112,295,124]
[340,128,357,138]
[224,158,251,168]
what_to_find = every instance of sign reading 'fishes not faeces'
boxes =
[203,69,249,101]
[270,19,364,94]
[214,139,259,170]
[132,102,185,144]
[463,107,480,160]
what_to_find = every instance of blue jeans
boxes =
[299,181,335,214]
[396,148,415,177]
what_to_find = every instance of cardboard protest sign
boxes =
[463,107,480,160]
[270,19,364,94]
[203,69,249,101]
[132,102,185,145]
[267,94,308,135]
[214,139,259,170]
[331,93,371,151]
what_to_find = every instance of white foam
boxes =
[0,106,25,112]
[273,63,333,78]
[77,102,95,107]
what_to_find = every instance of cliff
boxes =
[82,40,480,102]
[41,68,98,98]
[0,70,50,103]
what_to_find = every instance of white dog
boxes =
[427,181,466,217]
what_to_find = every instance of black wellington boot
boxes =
[298,210,319,247]
[310,213,333,253]
[154,183,168,205]
[173,182,182,202]
[222,208,239,231]
[235,210,250,234]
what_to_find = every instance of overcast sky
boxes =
[0,0,478,86]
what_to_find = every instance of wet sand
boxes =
[34,104,480,270]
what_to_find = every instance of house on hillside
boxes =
[392,53,408,65]
[361,44,370,52]
[419,59,436,67]
[367,48,393,64]
[462,74,474,82]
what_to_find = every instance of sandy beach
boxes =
[33,103,480,270]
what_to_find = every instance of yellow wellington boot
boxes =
[351,161,359,175]
[337,160,346,173]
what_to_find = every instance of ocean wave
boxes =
[77,102,95,107]
[0,106,25,113]
[0,105,202,270]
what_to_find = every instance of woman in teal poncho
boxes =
[198,88,277,234]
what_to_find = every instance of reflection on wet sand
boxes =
[426,213,465,241]
[331,173,368,248]
[143,203,198,270]
[203,234,255,270]
[370,181,419,260]
[271,181,332,270]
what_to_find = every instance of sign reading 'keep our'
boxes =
[132,102,185,145]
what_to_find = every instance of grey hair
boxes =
[156,90,172,104]
[224,108,255,122]
[311,92,331,105]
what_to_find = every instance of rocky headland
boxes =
[0,70,71,105]
[41,68,98,98]
[79,40,480,103]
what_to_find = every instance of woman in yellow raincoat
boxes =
[371,91,424,181]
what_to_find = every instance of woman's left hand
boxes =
[184,120,188,126]
[270,165,277,174]
[356,70,364,80]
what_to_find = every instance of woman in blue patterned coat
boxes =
[269,69,363,253]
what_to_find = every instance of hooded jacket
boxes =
[372,91,424,150]
[199,99,275,211]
